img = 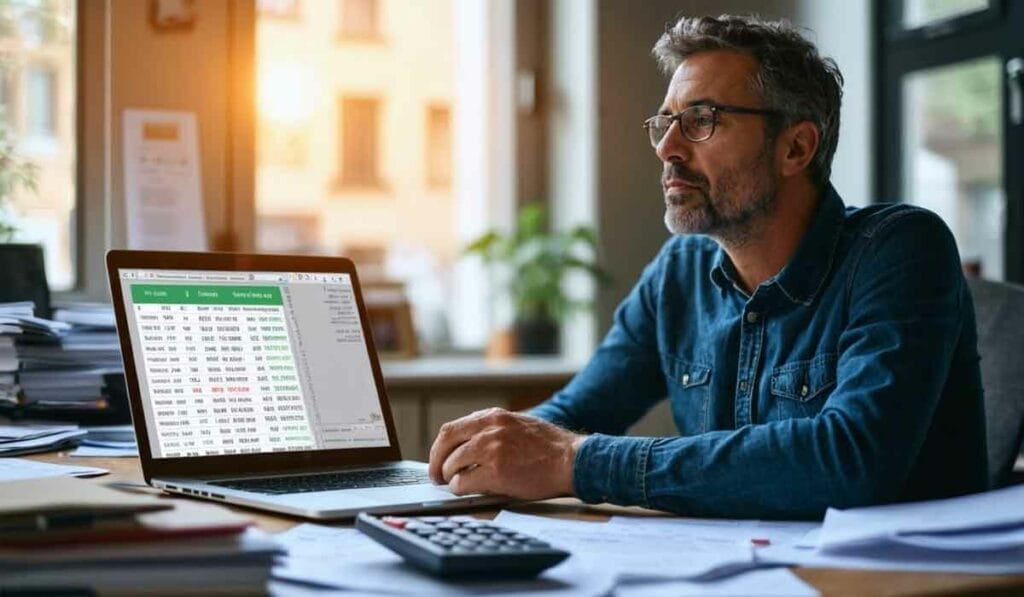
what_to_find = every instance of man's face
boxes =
[656,50,780,243]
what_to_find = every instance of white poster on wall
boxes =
[122,109,206,250]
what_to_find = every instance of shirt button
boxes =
[739,380,749,392]
[681,373,690,385]
[746,312,759,324]
[800,384,809,397]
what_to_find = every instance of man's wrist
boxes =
[562,433,587,496]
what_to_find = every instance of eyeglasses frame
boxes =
[643,103,784,146]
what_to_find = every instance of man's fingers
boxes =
[441,437,478,483]
[428,408,510,483]
[448,463,494,496]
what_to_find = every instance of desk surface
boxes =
[25,451,1024,597]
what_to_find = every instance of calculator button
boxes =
[382,517,407,529]
[417,516,446,523]
[475,527,497,535]
[466,534,487,542]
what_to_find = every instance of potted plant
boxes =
[465,203,609,354]
[0,112,37,242]
[0,110,49,317]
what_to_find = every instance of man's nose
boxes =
[655,120,691,163]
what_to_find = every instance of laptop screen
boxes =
[116,268,391,459]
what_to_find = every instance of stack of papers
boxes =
[0,425,86,456]
[273,513,821,596]
[0,302,128,422]
[760,484,1024,575]
[0,476,281,594]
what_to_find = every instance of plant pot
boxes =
[514,316,559,355]
[0,243,51,318]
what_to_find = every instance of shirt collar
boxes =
[709,184,846,305]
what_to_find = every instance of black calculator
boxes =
[355,513,570,578]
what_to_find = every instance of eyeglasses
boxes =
[643,104,782,146]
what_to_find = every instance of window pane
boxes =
[26,64,55,136]
[0,0,76,291]
[902,0,990,29]
[902,56,1003,280]
[425,104,451,189]
[339,0,379,39]
[339,97,380,186]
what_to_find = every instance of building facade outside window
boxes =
[256,0,465,352]
[0,0,76,291]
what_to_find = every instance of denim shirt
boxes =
[530,185,989,519]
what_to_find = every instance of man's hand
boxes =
[427,408,585,500]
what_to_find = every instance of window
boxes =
[0,0,76,291]
[256,0,516,352]
[338,97,381,188]
[338,0,379,41]
[877,0,1024,282]
[425,104,452,189]
[25,64,56,137]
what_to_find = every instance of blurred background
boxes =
[0,0,1019,360]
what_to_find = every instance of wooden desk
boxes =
[25,452,1024,597]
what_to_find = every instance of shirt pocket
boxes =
[664,355,713,435]
[768,352,837,420]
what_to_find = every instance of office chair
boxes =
[967,277,1024,488]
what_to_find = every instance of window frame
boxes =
[874,0,1024,282]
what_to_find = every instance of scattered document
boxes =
[608,515,820,548]
[614,568,818,597]
[273,522,615,596]
[70,445,139,458]
[494,511,756,583]
[818,483,1024,551]
[0,458,107,481]
[0,426,87,456]
[756,484,1024,575]
[758,541,1024,575]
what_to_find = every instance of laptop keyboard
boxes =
[210,468,432,495]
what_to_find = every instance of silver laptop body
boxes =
[107,250,504,519]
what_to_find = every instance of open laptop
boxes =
[106,250,505,519]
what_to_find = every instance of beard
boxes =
[662,144,778,247]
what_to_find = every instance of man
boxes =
[428,15,988,519]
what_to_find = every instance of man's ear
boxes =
[776,121,820,178]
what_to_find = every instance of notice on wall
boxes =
[123,109,206,251]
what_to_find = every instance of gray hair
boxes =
[653,14,843,189]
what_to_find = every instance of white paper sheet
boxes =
[608,515,820,548]
[122,109,206,251]
[0,425,80,441]
[613,568,819,597]
[494,511,756,582]
[0,429,87,455]
[0,458,107,481]
[818,484,1024,550]
[758,541,1024,575]
[272,522,616,596]
[890,525,1024,551]
[70,445,139,458]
